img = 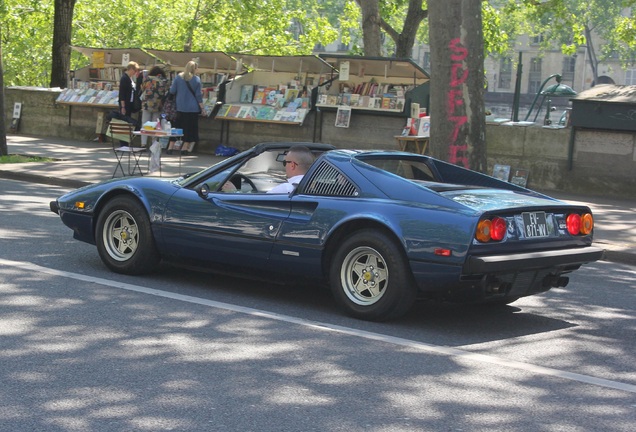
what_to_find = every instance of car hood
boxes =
[439,188,561,211]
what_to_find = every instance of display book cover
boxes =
[335,106,352,128]
[491,165,529,187]
[240,85,254,104]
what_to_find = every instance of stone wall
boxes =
[486,124,636,198]
[4,87,635,199]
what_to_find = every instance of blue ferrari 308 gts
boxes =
[50,142,604,321]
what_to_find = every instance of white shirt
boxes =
[268,174,304,194]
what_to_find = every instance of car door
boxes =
[159,186,293,269]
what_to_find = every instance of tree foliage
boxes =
[4,0,636,87]
[2,0,54,86]
[2,0,341,87]
[482,1,527,56]
[511,0,636,83]
[349,0,428,57]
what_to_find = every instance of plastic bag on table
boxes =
[149,141,162,173]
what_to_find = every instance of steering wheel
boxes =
[230,174,258,192]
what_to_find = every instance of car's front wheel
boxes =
[96,195,160,275]
[330,229,416,321]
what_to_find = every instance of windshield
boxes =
[178,149,253,188]
[234,149,289,192]
[183,146,330,194]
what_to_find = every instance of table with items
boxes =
[394,135,429,155]
[133,129,184,175]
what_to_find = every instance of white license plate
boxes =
[522,211,548,238]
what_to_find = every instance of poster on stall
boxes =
[335,106,351,128]
[339,61,350,81]
[10,102,22,132]
[92,51,105,68]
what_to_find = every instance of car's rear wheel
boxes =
[96,195,160,275]
[330,229,416,321]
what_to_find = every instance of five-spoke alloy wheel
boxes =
[330,229,416,321]
[96,196,160,275]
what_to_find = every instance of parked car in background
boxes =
[50,142,604,321]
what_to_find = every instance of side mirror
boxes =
[197,183,210,199]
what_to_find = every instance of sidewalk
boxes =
[2,134,635,266]
[2,134,224,187]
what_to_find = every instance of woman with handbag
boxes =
[168,61,204,153]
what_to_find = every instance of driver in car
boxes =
[267,146,315,194]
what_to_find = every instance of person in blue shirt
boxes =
[168,61,204,153]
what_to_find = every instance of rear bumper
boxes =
[464,246,605,274]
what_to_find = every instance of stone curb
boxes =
[602,250,636,267]
[0,169,90,189]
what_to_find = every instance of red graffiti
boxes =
[447,89,464,114]
[446,38,469,168]
[449,38,468,61]
[449,115,468,143]
[450,63,469,87]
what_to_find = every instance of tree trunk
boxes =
[584,26,599,85]
[1,26,7,157]
[184,0,204,52]
[50,0,76,88]
[356,0,383,56]
[428,0,486,172]
[381,0,427,58]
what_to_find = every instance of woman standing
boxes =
[169,61,204,153]
[139,66,169,146]
[118,61,140,119]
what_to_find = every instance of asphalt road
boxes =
[1,179,635,432]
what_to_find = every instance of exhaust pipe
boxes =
[543,275,569,288]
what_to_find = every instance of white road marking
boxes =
[2,257,636,394]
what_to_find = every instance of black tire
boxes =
[329,229,417,321]
[95,195,160,275]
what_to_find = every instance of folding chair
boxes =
[108,120,148,178]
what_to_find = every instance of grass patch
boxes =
[0,154,56,163]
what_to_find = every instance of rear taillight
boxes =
[566,214,581,235]
[491,217,507,241]
[567,212,594,235]
[475,216,507,243]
